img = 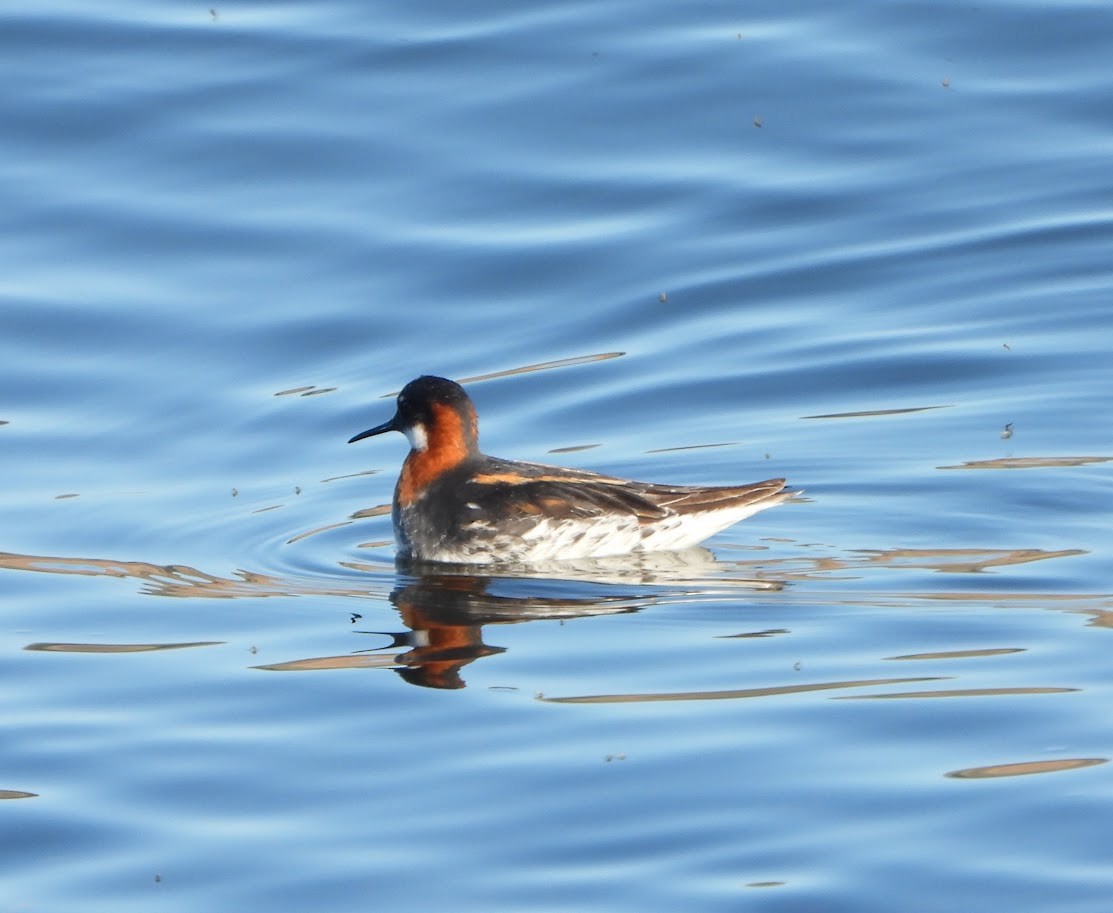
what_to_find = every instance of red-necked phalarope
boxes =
[348,376,796,565]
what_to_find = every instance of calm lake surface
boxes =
[3,0,1113,910]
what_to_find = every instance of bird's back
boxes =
[395,455,792,564]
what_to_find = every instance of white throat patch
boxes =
[404,422,428,451]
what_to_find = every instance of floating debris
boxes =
[25,641,221,654]
[1001,422,1013,439]
[801,404,952,420]
[716,629,789,639]
[938,456,1112,471]
[646,441,737,454]
[320,469,379,483]
[454,352,624,385]
[887,647,1024,662]
[947,758,1107,780]
[286,521,354,544]
[548,444,600,454]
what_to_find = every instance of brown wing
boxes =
[463,458,787,525]
[637,478,789,516]
[463,472,669,524]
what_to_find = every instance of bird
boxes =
[348,375,796,565]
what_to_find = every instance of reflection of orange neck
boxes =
[396,627,488,690]
[396,596,502,690]
[397,402,478,506]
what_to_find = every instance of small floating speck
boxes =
[294,485,302,495]
[658,292,668,303]
[604,753,627,762]
[941,75,950,88]
[1003,342,1012,350]
[753,116,763,128]
[54,493,79,500]
[746,882,785,889]
[231,488,238,497]
[1000,422,1013,439]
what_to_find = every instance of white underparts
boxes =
[404,422,428,451]
[428,497,788,565]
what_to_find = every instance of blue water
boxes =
[3,0,1113,910]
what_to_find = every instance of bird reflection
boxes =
[254,547,780,688]
[362,573,644,689]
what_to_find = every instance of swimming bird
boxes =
[348,375,795,565]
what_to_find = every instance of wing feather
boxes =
[461,458,788,526]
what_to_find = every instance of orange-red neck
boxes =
[397,402,478,506]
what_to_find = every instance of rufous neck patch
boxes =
[397,402,478,506]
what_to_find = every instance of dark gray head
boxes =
[348,376,479,454]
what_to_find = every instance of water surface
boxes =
[2,0,1113,910]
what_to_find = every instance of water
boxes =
[2,0,1113,910]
